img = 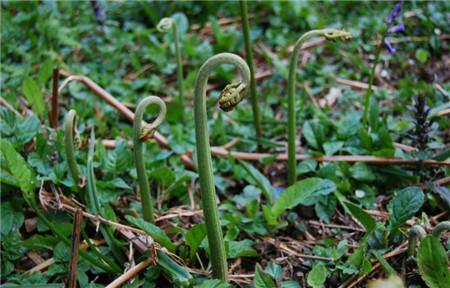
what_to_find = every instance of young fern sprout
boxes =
[133,96,167,224]
[194,53,250,281]
[432,221,450,238]
[407,225,426,258]
[287,28,352,185]
[64,109,82,186]
[157,17,184,108]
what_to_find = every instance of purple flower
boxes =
[384,38,397,54]
[387,0,404,25]
[90,0,106,24]
[388,23,405,34]
[383,1,405,54]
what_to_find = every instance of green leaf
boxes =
[264,262,283,280]
[195,279,231,288]
[349,162,375,182]
[104,140,130,174]
[185,223,206,258]
[281,281,302,288]
[38,59,54,85]
[323,141,344,156]
[307,264,327,288]
[240,160,275,203]
[272,178,336,217]
[0,108,40,146]
[303,120,325,150]
[22,76,45,118]
[0,139,37,204]
[297,160,317,176]
[415,48,429,64]
[125,215,175,253]
[417,236,450,288]
[227,239,257,259]
[388,187,424,232]
[254,265,276,288]
[0,201,24,236]
[345,202,376,233]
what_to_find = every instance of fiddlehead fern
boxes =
[133,96,167,224]
[287,28,352,185]
[194,53,250,281]
[432,221,450,238]
[407,225,426,258]
[157,17,185,108]
[64,109,81,186]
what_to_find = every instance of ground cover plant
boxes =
[1,1,449,287]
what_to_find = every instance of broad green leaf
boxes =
[297,160,317,175]
[104,140,130,174]
[125,215,175,252]
[0,139,37,204]
[185,223,206,258]
[0,108,40,145]
[345,202,376,233]
[22,76,45,118]
[272,178,336,217]
[388,187,424,232]
[417,236,450,288]
[264,262,283,280]
[240,160,275,202]
[254,265,276,288]
[323,141,344,156]
[0,202,24,236]
[349,162,375,182]
[307,264,327,288]
[227,239,257,259]
[232,185,261,207]
[303,120,325,150]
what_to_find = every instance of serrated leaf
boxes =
[0,139,37,204]
[0,202,24,236]
[254,265,276,288]
[227,239,257,259]
[104,139,130,174]
[272,178,336,217]
[388,187,424,232]
[185,223,206,258]
[307,264,327,288]
[417,236,450,288]
[125,215,175,252]
[22,76,45,118]
[264,262,283,280]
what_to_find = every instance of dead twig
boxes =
[67,209,83,288]
[50,68,59,128]
[106,256,156,288]
[0,96,22,117]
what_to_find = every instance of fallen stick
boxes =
[105,256,155,288]
[67,209,82,288]
[56,74,195,169]
[0,96,22,116]
[101,139,447,166]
